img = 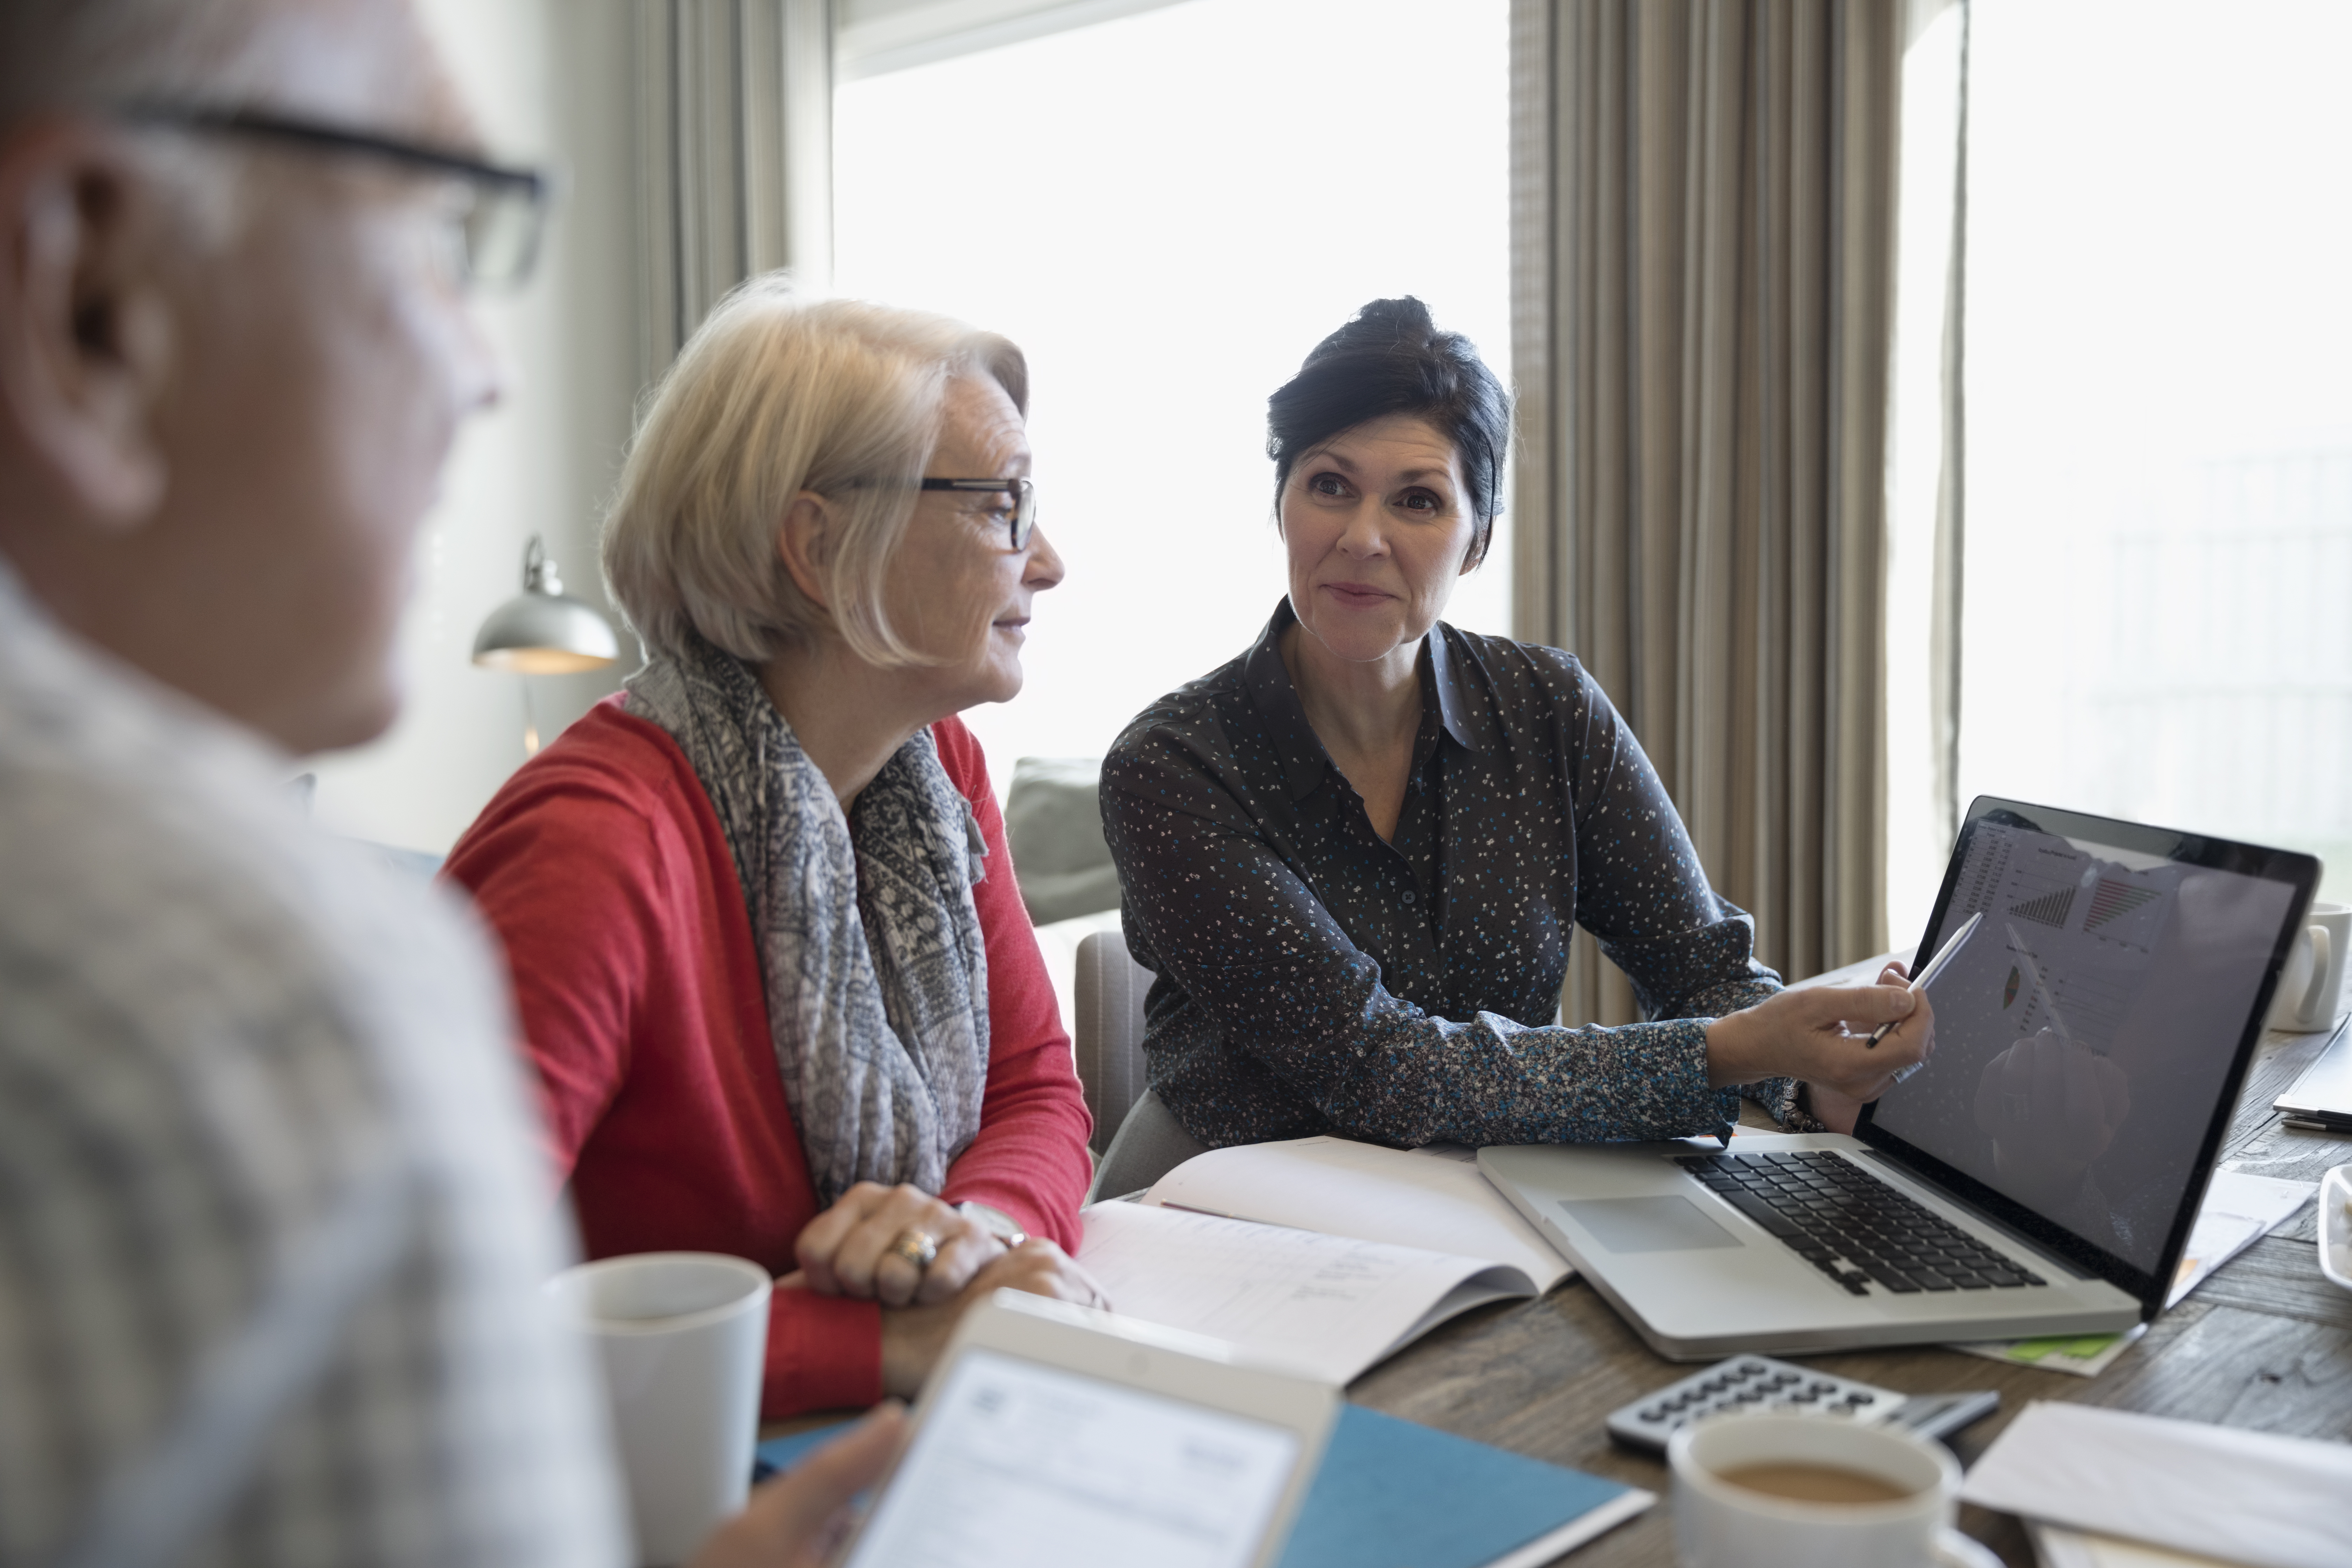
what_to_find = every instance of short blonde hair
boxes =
[604,277,1029,667]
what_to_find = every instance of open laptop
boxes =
[1479,796,2317,1360]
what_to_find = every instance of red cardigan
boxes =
[443,696,1092,1416]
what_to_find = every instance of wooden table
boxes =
[1347,1024,2352,1565]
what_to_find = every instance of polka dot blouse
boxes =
[1100,598,1798,1151]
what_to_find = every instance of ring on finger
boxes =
[887,1227,939,1272]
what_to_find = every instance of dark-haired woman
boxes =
[1101,298,1929,1151]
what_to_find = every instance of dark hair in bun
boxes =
[1266,297,1511,567]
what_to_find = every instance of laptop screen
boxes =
[1862,803,2307,1287]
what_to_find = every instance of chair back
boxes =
[1072,927,1153,1155]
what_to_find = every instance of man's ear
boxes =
[775,491,835,610]
[0,121,177,528]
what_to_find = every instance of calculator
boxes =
[1604,1354,1997,1454]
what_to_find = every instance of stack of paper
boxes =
[2029,1523,2242,1568]
[1960,1403,2352,1568]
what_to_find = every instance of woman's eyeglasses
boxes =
[119,104,552,289]
[920,477,1038,551]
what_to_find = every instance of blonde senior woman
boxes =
[444,281,1098,1418]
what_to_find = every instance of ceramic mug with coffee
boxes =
[2266,900,2352,1032]
[1669,1411,1994,1568]
[547,1252,773,1567]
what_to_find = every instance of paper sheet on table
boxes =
[1961,1402,2352,1568]
[2029,1522,2244,1568]
[1948,1169,2315,1376]
[1079,1200,1534,1385]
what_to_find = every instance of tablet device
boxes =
[836,1289,1341,1568]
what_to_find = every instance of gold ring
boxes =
[887,1228,938,1272]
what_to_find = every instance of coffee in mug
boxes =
[1716,1462,1919,1505]
[1670,1411,1968,1568]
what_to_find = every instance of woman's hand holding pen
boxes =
[1704,961,1934,1132]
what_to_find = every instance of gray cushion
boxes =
[1004,756,1120,925]
[1086,1089,1210,1203]
[1073,928,1153,1156]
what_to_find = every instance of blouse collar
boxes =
[1239,597,1482,802]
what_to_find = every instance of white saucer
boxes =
[1937,1530,2005,1568]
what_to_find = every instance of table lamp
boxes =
[471,534,621,753]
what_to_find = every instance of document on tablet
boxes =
[844,1349,1303,1568]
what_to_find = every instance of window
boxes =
[832,0,1512,785]
[1891,0,2352,939]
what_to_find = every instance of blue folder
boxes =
[1276,1405,1649,1568]
[757,1403,1650,1568]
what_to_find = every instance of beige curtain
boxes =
[1510,0,1905,1024]
[634,0,834,388]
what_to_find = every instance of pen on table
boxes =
[1867,910,1983,1048]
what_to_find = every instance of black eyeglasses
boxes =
[119,104,552,288]
[920,477,1038,551]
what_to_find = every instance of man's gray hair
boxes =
[0,0,274,123]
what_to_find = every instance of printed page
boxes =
[843,1349,1299,1568]
[1079,1201,1534,1385]
[1143,1135,1575,1291]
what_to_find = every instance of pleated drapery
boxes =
[1510,0,1906,1025]
[633,0,834,389]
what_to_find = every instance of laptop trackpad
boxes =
[1562,1197,1741,1253]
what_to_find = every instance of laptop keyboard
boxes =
[1673,1151,2049,1298]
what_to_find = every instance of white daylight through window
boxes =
[831,0,1512,789]
[1889,0,2352,940]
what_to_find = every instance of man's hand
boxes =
[1706,966,1933,1122]
[690,1404,906,1568]
[795,1182,999,1308]
[873,1240,1107,1398]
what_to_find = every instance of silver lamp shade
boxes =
[471,535,620,674]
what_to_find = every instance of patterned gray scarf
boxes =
[625,636,989,1205]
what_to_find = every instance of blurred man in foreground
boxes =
[0,2,892,1561]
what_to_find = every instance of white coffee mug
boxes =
[1669,1411,1985,1568]
[2267,900,2352,1032]
[547,1252,773,1567]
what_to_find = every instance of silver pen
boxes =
[1867,910,1983,1049]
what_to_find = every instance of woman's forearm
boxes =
[939,1066,1091,1249]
